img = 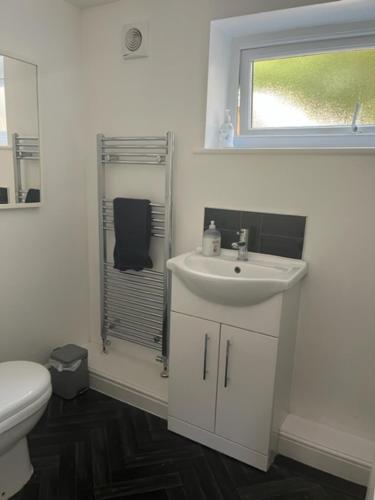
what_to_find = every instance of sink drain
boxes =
[234,267,241,274]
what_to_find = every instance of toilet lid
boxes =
[0,361,51,423]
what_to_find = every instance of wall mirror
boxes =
[0,54,40,208]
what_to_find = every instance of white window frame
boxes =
[236,34,375,149]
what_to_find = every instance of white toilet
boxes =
[0,361,52,499]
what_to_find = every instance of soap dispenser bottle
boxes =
[202,220,221,257]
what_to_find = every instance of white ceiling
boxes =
[65,0,118,8]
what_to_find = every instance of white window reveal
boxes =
[237,38,375,148]
[204,2,375,150]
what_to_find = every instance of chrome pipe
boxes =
[97,133,107,351]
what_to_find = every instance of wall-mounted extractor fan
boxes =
[122,23,149,59]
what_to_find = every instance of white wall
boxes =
[0,0,89,362]
[81,0,375,443]
[4,57,38,137]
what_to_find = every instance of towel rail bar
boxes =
[12,134,40,202]
[104,299,163,319]
[103,226,164,238]
[103,324,163,344]
[103,273,164,291]
[103,262,163,277]
[104,269,164,284]
[104,289,164,306]
[103,199,165,208]
[104,290,163,304]
[104,308,163,329]
[98,132,174,377]
[102,136,166,141]
[103,319,163,339]
[104,331,162,351]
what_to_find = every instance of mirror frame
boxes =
[0,50,42,210]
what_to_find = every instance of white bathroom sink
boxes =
[167,249,307,306]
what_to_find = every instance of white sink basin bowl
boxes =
[167,249,307,307]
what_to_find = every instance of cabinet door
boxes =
[215,325,278,455]
[168,312,220,432]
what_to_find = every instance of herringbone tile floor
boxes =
[13,390,366,500]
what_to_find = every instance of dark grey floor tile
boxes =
[12,391,366,500]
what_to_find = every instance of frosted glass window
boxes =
[250,48,375,129]
[0,56,7,146]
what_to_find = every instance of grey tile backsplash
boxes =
[204,208,306,259]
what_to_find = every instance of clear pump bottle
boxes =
[202,221,221,257]
[218,109,234,148]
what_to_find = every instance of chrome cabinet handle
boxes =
[224,340,231,388]
[203,334,209,380]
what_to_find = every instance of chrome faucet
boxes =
[231,228,249,261]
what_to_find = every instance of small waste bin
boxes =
[49,344,89,399]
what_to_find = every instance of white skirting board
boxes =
[86,341,373,487]
[88,368,374,487]
[279,414,375,486]
[87,339,168,419]
[89,370,167,419]
[168,416,271,471]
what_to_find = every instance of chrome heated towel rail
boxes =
[12,134,40,203]
[97,132,174,376]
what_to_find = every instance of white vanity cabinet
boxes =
[168,313,220,432]
[215,325,278,455]
[168,270,303,471]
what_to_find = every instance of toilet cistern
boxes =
[231,228,249,261]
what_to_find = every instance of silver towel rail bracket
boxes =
[97,132,174,378]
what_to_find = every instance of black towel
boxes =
[25,189,40,203]
[113,198,153,272]
[0,187,8,204]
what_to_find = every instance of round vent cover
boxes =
[125,27,143,52]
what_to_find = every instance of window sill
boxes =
[0,202,42,210]
[195,147,375,155]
